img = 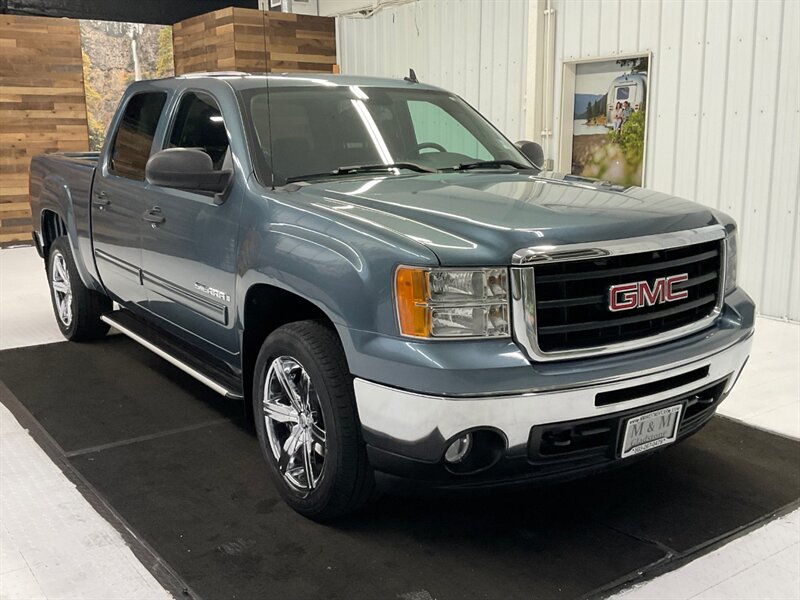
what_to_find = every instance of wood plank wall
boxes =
[172,8,237,74]
[0,15,90,246]
[0,9,334,246]
[173,8,336,75]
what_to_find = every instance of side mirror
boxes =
[145,148,231,196]
[515,141,544,171]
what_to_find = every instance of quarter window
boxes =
[109,92,167,180]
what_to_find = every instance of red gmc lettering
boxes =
[639,278,666,306]
[664,273,689,302]
[609,273,689,312]
[608,282,639,311]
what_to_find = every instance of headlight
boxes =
[724,230,737,294]
[395,267,510,338]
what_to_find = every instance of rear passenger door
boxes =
[140,90,243,359]
[93,90,167,309]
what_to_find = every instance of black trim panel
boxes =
[534,249,719,284]
[596,366,709,407]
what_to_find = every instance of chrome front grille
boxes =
[511,226,727,361]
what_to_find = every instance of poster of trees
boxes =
[80,21,174,151]
[570,56,649,187]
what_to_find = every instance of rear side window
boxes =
[168,92,230,170]
[109,92,167,180]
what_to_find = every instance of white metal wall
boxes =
[335,0,799,320]
[336,0,530,141]
[551,0,800,320]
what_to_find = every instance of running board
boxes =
[101,313,243,400]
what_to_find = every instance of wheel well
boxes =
[41,210,66,258]
[241,284,337,405]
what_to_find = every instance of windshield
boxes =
[240,85,530,185]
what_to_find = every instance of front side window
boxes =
[407,100,492,161]
[243,85,527,185]
[109,92,167,180]
[168,92,230,170]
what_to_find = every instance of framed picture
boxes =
[80,20,174,151]
[558,53,651,187]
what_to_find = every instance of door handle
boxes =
[92,191,110,209]
[142,207,165,226]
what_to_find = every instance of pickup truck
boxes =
[29,73,754,519]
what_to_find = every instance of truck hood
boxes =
[293,172,724,265]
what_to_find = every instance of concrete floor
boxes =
[1,245,798,599]
[1,247,171,599]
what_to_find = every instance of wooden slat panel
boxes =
[173,8,237,75]
[173,8,336,76]
[0,14,89,244]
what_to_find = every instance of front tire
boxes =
[253,320,375,520]
[47,236,111,341]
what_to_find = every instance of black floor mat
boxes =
[2,337,799,600]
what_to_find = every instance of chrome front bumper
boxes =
[353,332,753,464]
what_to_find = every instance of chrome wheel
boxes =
[263,356,326,492]
[51,251,73,327]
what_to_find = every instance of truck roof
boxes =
[172,71,445,92]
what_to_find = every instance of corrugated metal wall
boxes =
[336,0,530,141]
[552,0,800,320]
[336,0,799,320]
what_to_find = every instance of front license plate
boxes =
[620,404,683,458]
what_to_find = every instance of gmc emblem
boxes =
[609,273,689,312]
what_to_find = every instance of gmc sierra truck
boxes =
[29,73,754,519]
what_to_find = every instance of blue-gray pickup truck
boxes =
[29,73,754,519]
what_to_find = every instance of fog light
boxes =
[444,433,472,464]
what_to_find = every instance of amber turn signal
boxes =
[395,267,431,337]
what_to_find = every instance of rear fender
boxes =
[38,174,97,290]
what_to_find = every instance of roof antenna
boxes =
[261,10,275,190]
[404,68,419,84]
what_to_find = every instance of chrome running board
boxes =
[101,314,242,399]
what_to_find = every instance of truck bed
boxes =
[29,152,99,217]
[28,150,101,275]
[52,151,101,167]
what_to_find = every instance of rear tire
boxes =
[47,236,111,341]
[253,320,376,520]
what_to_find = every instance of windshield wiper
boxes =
[448,159,532,172]
[285,162,436,184]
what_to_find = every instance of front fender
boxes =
[235,187,439,340]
